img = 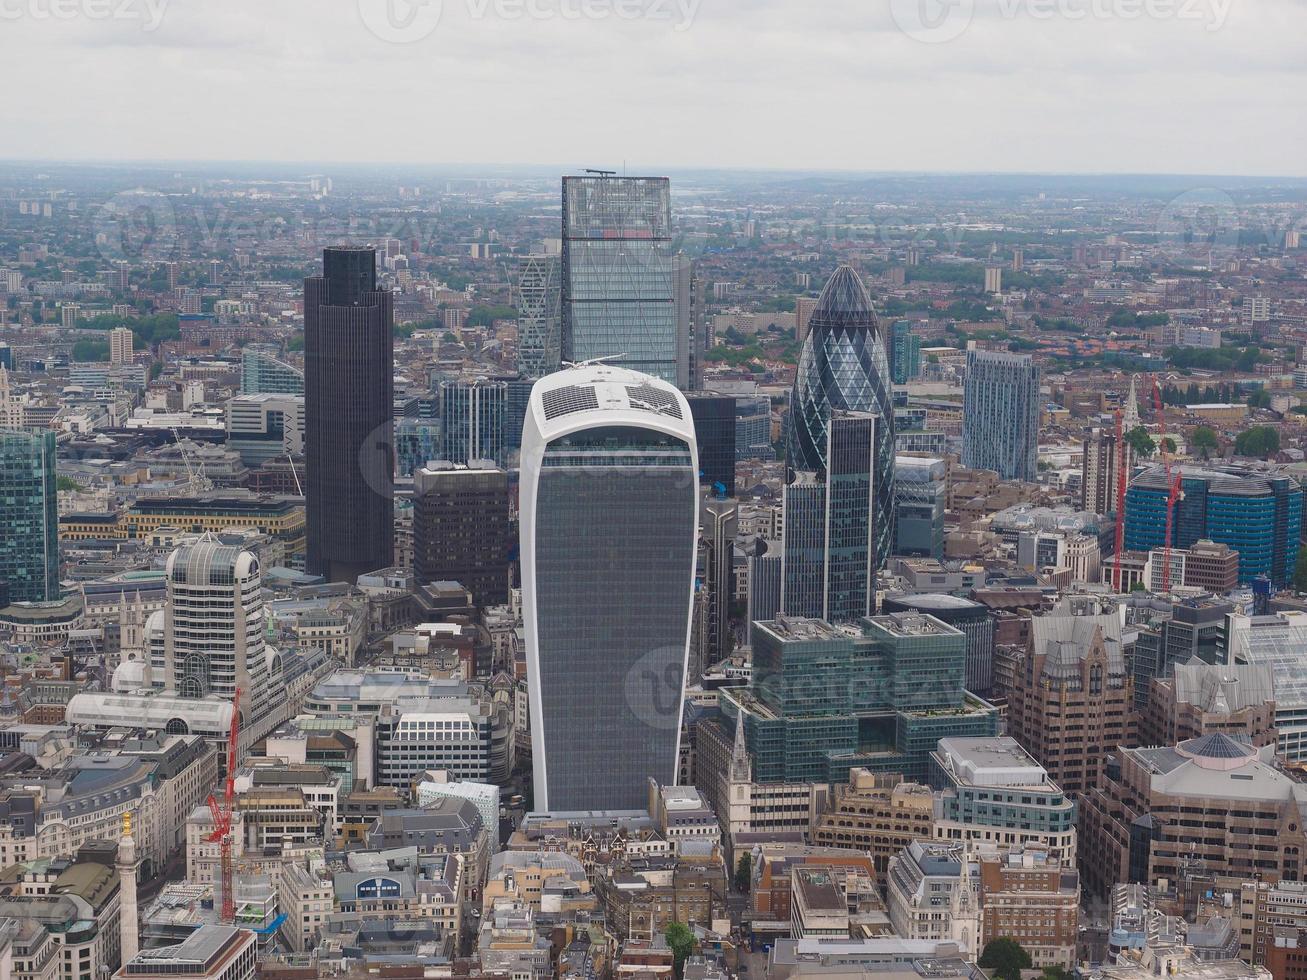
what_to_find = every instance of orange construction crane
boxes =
[205,686,241,924]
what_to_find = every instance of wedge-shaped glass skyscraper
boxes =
[521,364,699,811]
[787,266,896,569]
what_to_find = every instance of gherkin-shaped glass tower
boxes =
[787,265,896,569]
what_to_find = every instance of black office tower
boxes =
[413,461,510,607]
[686,393,737,497]
[305,247,394,583]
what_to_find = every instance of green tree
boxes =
[735,852,752,893]
[1191,426,1219,459]
[1248,388,1272,409]
[978,938,1033,980]
[665,922,695,978]
[1124,426,1156,459]
[1160,437,1177,454]
[1235,426,1280,459]
[55,475,82,492]
[71,339,109,362]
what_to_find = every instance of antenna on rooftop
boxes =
[583,169,617,177]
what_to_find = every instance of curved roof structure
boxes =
[525,362,696,445]
[1131,464,1295,497]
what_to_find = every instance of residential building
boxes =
[962,350,1041,482]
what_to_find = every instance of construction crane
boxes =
[205,686,241,924]
[169,428,213,496]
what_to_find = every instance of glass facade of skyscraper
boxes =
[961,349,1041,481]
[561,176,677,383]
[522,366,698,812]
[1125,465,1302,586]
[515,254,561,380]
[787,266,896,571]
[0,428,58,603]
[439,379,507,467]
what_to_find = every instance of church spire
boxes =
[729,707,751,783]
[1123,377,1141,432]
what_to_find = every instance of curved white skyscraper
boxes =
[521,364,699,812]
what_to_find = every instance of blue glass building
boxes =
[0,429,59,603]
[1125,465,1302,586]
[787,266,896,570]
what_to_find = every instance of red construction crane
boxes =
[205,686,241,924]
[1161,471,1185,592]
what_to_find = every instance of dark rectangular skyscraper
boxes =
[0,428,58,603]
[686,393,737,497]
[413,461,510,607]
[305,247,394,583]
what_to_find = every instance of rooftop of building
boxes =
[934,736,1056,790]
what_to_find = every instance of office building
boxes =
[713,613,998,787]
[736,395,774,460]
[962,350,1041,482]
[698,497,738,673]
[883,594,994,695]
[1125,466,1302,586]
[811,772,935,878]
[1183,540,1241,593]
[561,174,677,383]
[412,461,510,607]
[304,247,394,583]
[224,394,303,467]
[929,737,1077,863]
[685,393,737,496]
[1079,735,1307,898]
[886,841,979,950]
[787,266,896,572]
[439,378,507,467]
[1229,611,1307,762]
[241,345,304,396]
[515,254,561,379]
[0,428,58,603]
[164,538,280,745]
[109,327,134,366]
[782,412,877,623]
[1141,661,1277,751]
[114,925,256,980]
[890,320,921,384]
[673,254,703,391]
[976,845,1079,969]
[521,364,699,811]
[894,456,946,559]
[1083,426,1134,516]
[1131,597,1232,710]
[1007,598,1134,796]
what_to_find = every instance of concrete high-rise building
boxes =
[673,254,703,391]
[795,296,819,343]
[439,378,507,467]
[561,175,677,383]
[782,412,877,624]
[962,350,1041,482]
[1007,598,1134,797]
[521,364,698,811]
[1082,427,1133,516]
[304,247,394,583]
[164,538,278,745]
[0,427,58,603]
[109,326,134,366]
[788,267,896,572]
[413,461,510,607]
[985,265,1003,294]
[515,254,561,380]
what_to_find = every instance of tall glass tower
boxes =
[787,266,896,570]
[561,175,677,383]
[961,349,1041,481]
[304,247,394,584]
[439,378,507,467]
[521,364,699,811]
[0,428,58,604]
[515,254,561,380]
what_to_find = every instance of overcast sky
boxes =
[4,0,1305,176]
